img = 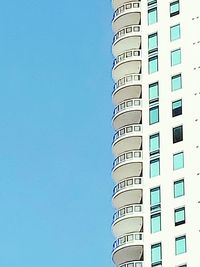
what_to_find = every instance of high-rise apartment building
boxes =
[111,1,200,266]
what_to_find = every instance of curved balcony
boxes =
[112,74,142,105]
[112,98,142,130]
[112,150,143,183]
[112,25,141,57]
[112,232,143,266]
[112,177,143,208]
[112,124,142,156]
[119,261,144,267]
[112,204,143,237]
[112,50,142,82]
[112,2,141,33]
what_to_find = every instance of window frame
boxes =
[151,243,162,266]
[175,235,186,255]
[148,0,157,5]
[151,213,161,233]
[174,207,185,226]
[148,7,158,25]
[150,186,161,212]
[149,106,159,124]
[170,24,181,41]
[173,151,184,170]
[171,48,181,66]
[148,32,158,53]
[150,158,160,177]
[173,125,183,143]
[170,1,180,17]
[171,73,182,91]
[149,55,159,74]
[172,99,182,117]
[150,133,160,155]
[174,179,185,198]
[149,82,159,103]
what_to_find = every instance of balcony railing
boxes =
[113,150,142,169]
[113,204,142,223]
[113,50,141,68]
[119,261,144,267]
[113,232,143,251]
[113,74,141,93]
[113,177,142,196]
[113,124,142,143]
[113,25,141,44]
[113,2,140,21]
[113,99,142,117]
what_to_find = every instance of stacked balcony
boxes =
[111,0,143,266]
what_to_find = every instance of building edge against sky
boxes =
[111,0,200,266]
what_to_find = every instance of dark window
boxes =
[173,125,183,143]
[172,99,182,117]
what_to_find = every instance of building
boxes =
[111,0,200,266]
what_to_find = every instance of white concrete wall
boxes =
[142,1,200,266]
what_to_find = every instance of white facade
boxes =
[111,1,200,266]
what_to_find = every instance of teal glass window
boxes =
[171,74,182,91]
[170,1,180,17]
[150,133,160,155]
[148,0,157,4]
[174,179,185,198]
[170,24,181,41]
[175,207,185,226]
[149,82,159,102]
[175,236,186,255]
[172,99,182,117]
[151,213,161,233]
[148,33,158,52]
[149,56,158,73]
[150,187,161,209]
[173,152,184,170]
[148,8,158,25]
[151,243,162,265]
[173,125,183,143]
[171,49,181,66]
[150,158,160,177]
[149,106,159,124]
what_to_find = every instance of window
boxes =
[151,213,161,233]
[171,73,182,91]
[149,82,159,102]
[148,0,157,6]
[151,243,162,266]
[170,24,181,41]
[171,49,181,66]
[173,152,184,170]
[150,158,160,177]
[173,125,183,143]
[150,133,160,155]
[148,33,158,52]
[175,236,186,255]
[149,56,158,73]
[148,8,158,25]
[170,1,180,17]
[175,207,185,226]
[172,99,182,117]
[150,106,159,124]
[174,179,185,198]
[148,0,157,4]
[150,187,161,212]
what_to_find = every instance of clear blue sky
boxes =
[0,1,114,266]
